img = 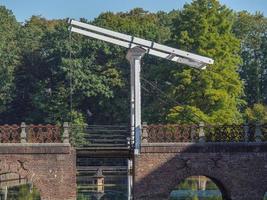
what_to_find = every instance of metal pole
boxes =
[126,46,146,155]
[4,187,7,200]
[127,159,133,200]
[126,47,146,200]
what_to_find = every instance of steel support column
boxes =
[126,47,146,154]
[126,47,146,200]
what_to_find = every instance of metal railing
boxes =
[0,122,70,143]
[142,122,267,143]
[71,124,131,148]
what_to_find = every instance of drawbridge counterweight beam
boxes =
[68,18,214,200]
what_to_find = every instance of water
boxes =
[170,190,222,200]
[0,184,40,200]
[1,175,267,199]
[77,185,127,200]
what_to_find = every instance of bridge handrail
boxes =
[70,124,131,148]
[142,123,267,143]
[0,122,68,143]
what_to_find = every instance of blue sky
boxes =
[1,0,267,22]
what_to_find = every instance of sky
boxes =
[1,0,267,22]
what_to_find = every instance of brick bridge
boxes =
[134,123,267,200]
[0,123,76,200]
[1,122,267,200]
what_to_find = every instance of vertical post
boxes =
[126,47,146,155]
[127,158,133,200]
[4,186,7,200]
[244,123,249,142]
[63,122,70,144]
[199,122,205,143]
[255,122,262,142]
[142,122,148,144]
[126,47,146,200]
[20,122,27,143]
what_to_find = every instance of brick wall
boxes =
[0,144,76,200]
[134,143,267,200]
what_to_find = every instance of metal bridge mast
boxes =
[68,19,214,200]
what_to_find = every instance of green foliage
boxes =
[0,3,266,127]
[69,111,87,146]
[233,11,267,106]
[167,0,244,124]
[0,6,20,113]
[18,184,40,200]
[5,184,40,200]
[245,103,267,123]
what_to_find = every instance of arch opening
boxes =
[264,192,267,200]
[169,176,226,200]
[0,172,40,199]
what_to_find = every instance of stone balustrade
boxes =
[141,122,267,143]
[0,122,70,143]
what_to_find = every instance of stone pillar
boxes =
[198,122,205,142]
[198,178,207,191]
[141,122,148,144]
[63,122,70,144]
[20,122,27,143]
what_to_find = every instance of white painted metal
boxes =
[127,159,133,200]
[69,19,214,66]
[69,19,214,200]
[126,47,145,200]
[134,57,141,155]
[71,27,132,49]
[70,27,206,69]
[130,59,135,150]
[126,47,146,155]
[70,20,132,42]
[4,186,7,200]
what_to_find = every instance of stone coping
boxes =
[0,143,72,154]
[141,142,267,153]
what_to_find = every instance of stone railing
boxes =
[141,122,267,143]
[0,122,70,143]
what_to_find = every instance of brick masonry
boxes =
[0,144,76,200]
[134,142,267,200]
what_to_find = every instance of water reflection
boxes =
[78,185,127,200]
[170,176,222,200]
[0,184,40,200]
[77,157,128,200]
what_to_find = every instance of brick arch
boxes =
[0,171,41,197]
[134,143,267,200]
[0,159,48,199]
[0,145,76,200]
[168,173,231,200]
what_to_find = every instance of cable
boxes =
[141,77,208,123]
[141,85,199,124]
[69,30,73,123]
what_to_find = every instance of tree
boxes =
[167,0,244,124]
[233,12,267,106]
[88,8,176,124]
[245,103,267,124]
[0,6,20,115]
[4,16,62,123]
